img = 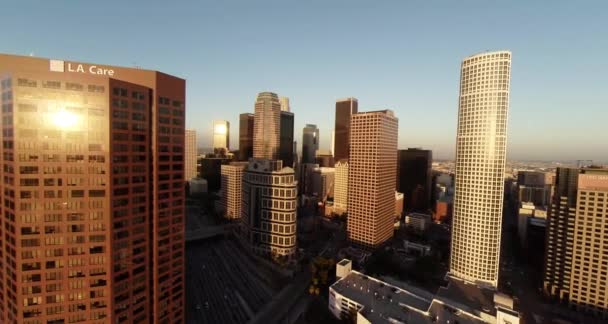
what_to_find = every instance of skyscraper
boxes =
[347,110,398,249]
[253,92,281,160]
[279,96,290,112]
[279,111,294,168]
[334,98,358,163]
[302,124,319,164]
[568,168,608,316]
[0,53,185,323]
[450,50,511,288]
[185,129,198,180]
[334,160,349,214]
[396,148,432,212]
[543,167,578,301]
[544,167,608,317]
[239,113,254,161]
[213,120,230,150]
[241,159,297,262]
[219,162,248,219]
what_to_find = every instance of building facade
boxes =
[334,160,349,214]
[219,162,248,219]
[347,110,398,249]
[0,54,185,323]
[238,113,254,161]
[312,167,335,202]
[241,159,297,263]
[302,124,319,164]
[185,129,197,180]
[279,111,294,168]
[543,167,579,301]
[568,169,608,316]
[199,155,233,192]
[279,96,290,112]
[253,92,281,160]
[334,98,358,163]
[450,50,511,288]
[397,148,432,212]
[213,120,230,150]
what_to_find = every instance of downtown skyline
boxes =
[1,1,606,162]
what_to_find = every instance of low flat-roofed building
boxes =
[405,212,432,231]
[329,259,520,324]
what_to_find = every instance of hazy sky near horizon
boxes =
[1,1,606,161]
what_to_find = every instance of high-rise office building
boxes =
[334,98,358,163]
[396,148,433,212]
[569,168,608,316]
[279,111,294,168]
[241,159,297,262]
[213,120,230,150]
[253,92,281,159]
[279,96,290,112]
[449,50,511,288]
[239,113,254,161]
[347,110,398,249]
[0,54,185,323]
[312,167,335,202]
[334,160,349,213]
[199,154,233,192]
[543,167,578,301]
[544,167,608,317]
[316,149,335,167]
[219,162,248,219]
[517,170,553,207]
[302,124,319,164]
[185,129,198,180]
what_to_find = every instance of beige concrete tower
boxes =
[568,168,608,316]
[347,110,398,249]
[334,160,349,213]
[450,51,512,288]
[253,92,281,159]
[219,162,248,219]
[185,129,198,180]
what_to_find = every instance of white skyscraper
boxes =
[185,129,198,180]
[334,160,349,213]
[450,50,512,288]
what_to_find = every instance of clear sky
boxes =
[2,1,606,161]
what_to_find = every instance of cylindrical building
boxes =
[450,51,512,288]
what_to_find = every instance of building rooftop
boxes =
[331,270,433,320]
[331,270,489,324]
[435,277,496,317]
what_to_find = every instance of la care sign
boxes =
[50,59,115,76]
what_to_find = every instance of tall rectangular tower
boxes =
[543,167,579,300]
[568,168,608,315]
[253,92,281,160]
[0,54,185,323]
[450,51,511,288]
[213,120,230,150]
[185,129,197,180]
[219,162,248,219]
[279,111,294,168]
[334,160,349,214]
[302,124,319,164]
[238,113,254,161]
[347,110,398,249]
[396,148,433,212]
[334,98,358,163]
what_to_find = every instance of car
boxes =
[196,304,201,310]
